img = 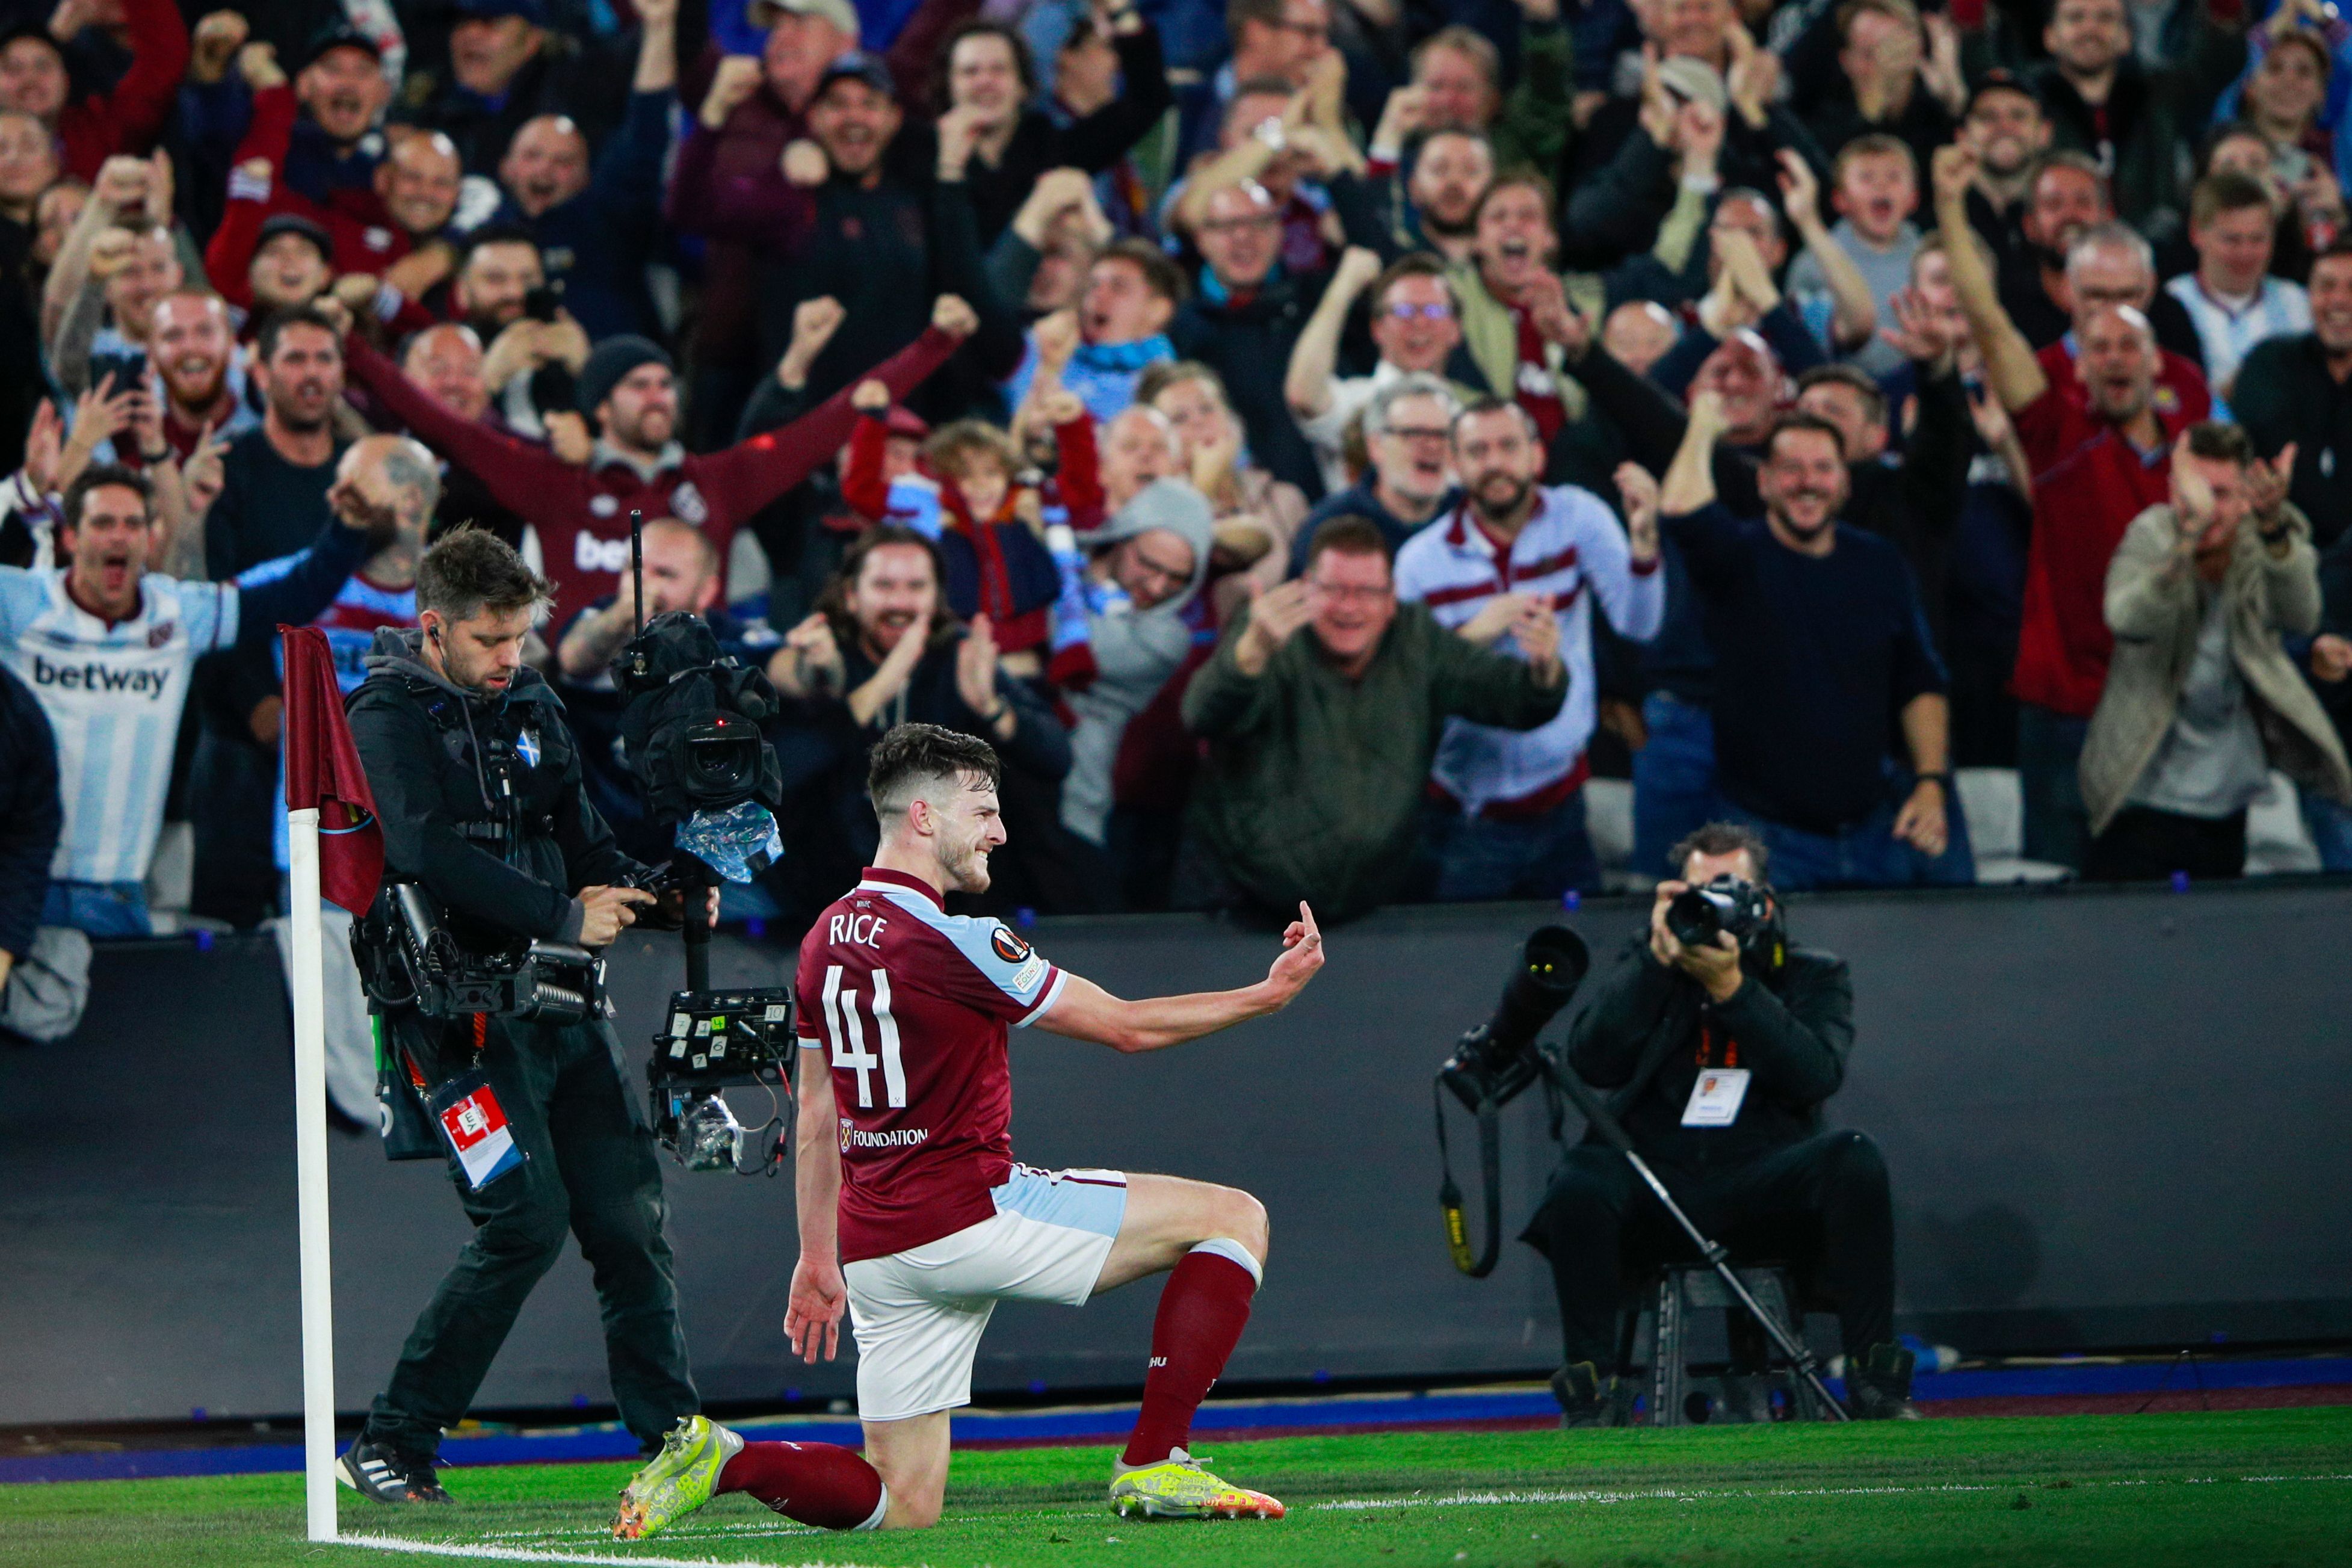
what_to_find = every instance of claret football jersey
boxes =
[794,867,1069,1263]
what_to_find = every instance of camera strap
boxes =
[1433,1078,1508,1279]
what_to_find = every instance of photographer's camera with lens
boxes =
[1665,875,1785,969]
[1434,926,1590,1277]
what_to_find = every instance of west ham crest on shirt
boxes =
[670,481,709,525]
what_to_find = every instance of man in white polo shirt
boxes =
[1395,397,1664,898]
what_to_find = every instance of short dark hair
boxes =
[1302,515,1393,573]
[2313,236,2352,275]
[461,222,540,267]
[255,305,342,363]
[1796,363,1888,427]
[2184,419,2255,466]
[2029,149,2109,200]
[1227,0,1288,40]
[61,463,152,531]
[1450,393,1537,443]
[1096,236,1189,307]
[2190,168,2273,229]
[1668,820,1771,881]
[1764,411,1851,463]
[1372,250,1454,311]
[1835,0,1920,43]
[415,524,553,623]
[868,721,1002,824]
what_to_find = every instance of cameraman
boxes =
[1523,823,1914,1422]
[338,526,710,1504]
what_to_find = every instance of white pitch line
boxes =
[336,1532,883,1567]
[332,1472,2352,1562]
[1310,1472,2352,1513]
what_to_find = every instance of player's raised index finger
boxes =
[1297,901,1321,942]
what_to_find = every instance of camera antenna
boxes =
[629,508,645,636]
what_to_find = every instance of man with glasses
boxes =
[1286,373,1462,573]
[1285,249,1477,493]
[1173,179,1387,498]
[1180,516,1567,921]
[1396,398,1665,898]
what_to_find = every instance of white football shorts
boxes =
[843,1163,1129,1422]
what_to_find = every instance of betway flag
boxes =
[281,625,384,915]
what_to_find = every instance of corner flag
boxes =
[280,623,381,1542]
[282,625,383,915]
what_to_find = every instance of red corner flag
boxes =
[281,625,384,915]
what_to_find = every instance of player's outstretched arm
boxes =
[784,1051,848,1363]
[1037,903,1326,1055]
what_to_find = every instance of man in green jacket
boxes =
[1180,515,1566,921]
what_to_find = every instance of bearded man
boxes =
[1394,397,1663,900]
[1653,391,1969,890]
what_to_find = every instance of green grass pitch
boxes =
[4,1408,2350,1568]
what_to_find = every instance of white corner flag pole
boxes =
[286,806,339,1542]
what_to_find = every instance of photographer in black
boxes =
[1523,822,1914,1423]
[338,527,714,1504]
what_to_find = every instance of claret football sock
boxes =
[1120,1239,1262,1469]
[717,1440,889,1531]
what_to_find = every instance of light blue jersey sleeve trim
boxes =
[1017,967,1070,1028]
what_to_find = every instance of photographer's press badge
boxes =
[429,1070,527,1189]
[1682,1068,1751,1127]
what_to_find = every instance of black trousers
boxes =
[362,1011,699,1457]
[2085,805,2247,883]
[1521,1131,1896,1370]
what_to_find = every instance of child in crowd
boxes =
[841,379,1105,687]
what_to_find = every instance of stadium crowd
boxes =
[6,0,2352,1048]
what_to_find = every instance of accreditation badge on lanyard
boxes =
[430,1069,528,1189]
[1682,1067,1751,1127]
